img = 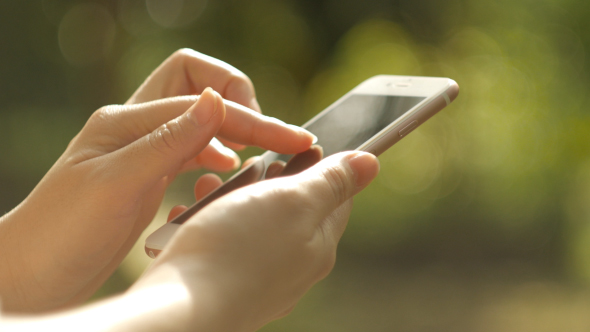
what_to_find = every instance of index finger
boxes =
[218,100,317,154]
[114,96,316,155]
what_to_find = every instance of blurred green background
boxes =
[2,0,590,330]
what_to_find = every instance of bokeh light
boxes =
[117,0,158,36]
[146,0,207,28]
[58,3,116,66]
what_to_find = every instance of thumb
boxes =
[111,87,225,189]
[293,151,380,220]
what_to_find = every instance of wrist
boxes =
[0,207,36,311]
[134,258,260,332]
[0,201,72,312]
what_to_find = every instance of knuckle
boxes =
[277,306,296,319]
[173,48,197,60]
[148,120,182,155]
[89,105,118,125]
[320,166,352,206]
[229,73,254,90]
[83,106,123,140]
[232,71,253,86]
[66,133,80,149]
[317,249,337,280]
[254,180,315,228]
[169,48,201,70]
[226,73,256,100]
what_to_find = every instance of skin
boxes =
[168,145,325,231]
[0,49,315,312]
[0,49,381,331]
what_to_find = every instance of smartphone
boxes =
[145,75,459,258]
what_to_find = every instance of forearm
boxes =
[0,203,65,312]
[0,207,36,311]
[1,284,192,332]
[0,262,250,332]
[0,195,108,312]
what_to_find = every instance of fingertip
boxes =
[265,160,286,179]
[188,87,219,126]
[203,86,214,96]
[346,152,380,190]
[216,141,241,170]
[211,89,226,121]
[308,131,318,144]
[230,152,241,170]
[285,125,318,152]
[194,173,223,201]
[225,149,242,171]
[216,147,241,171]
[167,205,188,222]
[200,87,226,121]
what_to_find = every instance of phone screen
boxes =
[265,94,425,163]
[171,93,425,224]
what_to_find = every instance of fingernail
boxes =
[347,152,380,188]
[304,130,318,144]
[191,87,218,125]
[310,133,318,144]
[223,147,241,169]
[287,125,318,144]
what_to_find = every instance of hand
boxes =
[132,152,380,332]
[127,48,262,151]
[0,52,316,312]
[164,145,326,224]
